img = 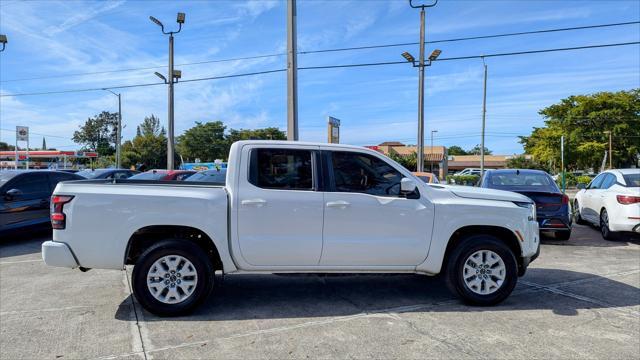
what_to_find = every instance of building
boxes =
[366,142,532,178]
[0,150,98,169]
[447,154,533,173]
[366,142,448,179]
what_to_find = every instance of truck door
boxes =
[320,150,433,266]
[236,146,324,266]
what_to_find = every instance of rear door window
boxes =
[600,174,617,189]
[588,174,606,189]
[249,148,314,190]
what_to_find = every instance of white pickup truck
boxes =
[43,141,539,316]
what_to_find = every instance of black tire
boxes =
[132,240,214,316]
[554,231,571,241]
[444,235,518,306]
[573,200,587,225]
[600,209,617,241]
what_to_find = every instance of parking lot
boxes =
[0,225,638,359]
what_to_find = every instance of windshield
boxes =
[186,169,227,183]
[129,172,166,180]
[623,173,640,187]
[77,169,109,179]
[0,171,19,186]
[487,172,558,192]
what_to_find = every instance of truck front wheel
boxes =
[131,240,214,316]
[444,235,518,306]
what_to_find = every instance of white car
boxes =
[42,141,539,316]
[454,168,482,176]
[574,169,640,240]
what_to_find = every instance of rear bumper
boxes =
[537,215,571,231]
[42,241,78,268]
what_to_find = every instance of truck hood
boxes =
[433,184,532,203]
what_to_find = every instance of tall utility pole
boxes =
[561,135,565,194]
[150,12,185,170]
[287,0,299,141]
[430,130,438,173]
[409,0,438,172]
[604,130,612,168]
[480,57,488,178]
[103,89,122,169]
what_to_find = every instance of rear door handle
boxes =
[241,199,267,207]
[326,200,350,209]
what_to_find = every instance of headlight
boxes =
[514,201,536,221]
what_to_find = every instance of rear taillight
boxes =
[617,195,640,205]
[561,194,569,205]
[51,195,74,229]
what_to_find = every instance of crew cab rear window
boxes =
[249,149,313,190]
[330,151,404,197]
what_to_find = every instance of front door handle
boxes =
[241,199,267,207]
[326,200,350,209]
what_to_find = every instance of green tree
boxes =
[505,155,550,172]
[72,111,118,156]
[226,127,286,144]
[520,89,640,170]
[387,151,417,171]
[468,144,492,155]
[120,115,168,169]
[177,121,228,162]
[447,145,468,155]
[0,142,15,151]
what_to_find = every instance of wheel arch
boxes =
[125,225,223,271]
[443,225,524,275]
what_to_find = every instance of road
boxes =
[1,225,639,359]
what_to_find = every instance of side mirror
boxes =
[577,183,586,190]
[400,178,417,193]
[4,188,22,200]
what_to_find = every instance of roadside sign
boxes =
[327,116,340,144]
[16,126,29,141]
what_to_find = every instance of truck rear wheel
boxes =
[132,240,213,316]
[444,235,518,306]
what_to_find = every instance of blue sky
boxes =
[1,0,638,154]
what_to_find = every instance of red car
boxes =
[129,169,196,181]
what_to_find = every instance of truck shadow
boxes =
[115,268,639,321]
[0,229,50,258]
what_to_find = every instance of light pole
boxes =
[150,12,185,170]
[430,130,438,173]
[480,57,488,178]
[103,89,122,168]
[604,130,612,168]
[0,34,7,52]
[405,0,438,172]
[287,0,299,141]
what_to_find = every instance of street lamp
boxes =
[404,0,439,172]
[430,130,438,173]
[102,89,122,169]
[0,34,7,52]
[150,12,185,170]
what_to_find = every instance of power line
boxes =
[2,41,638,98]
[2,21,638,83]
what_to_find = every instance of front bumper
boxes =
[42,241,78,268]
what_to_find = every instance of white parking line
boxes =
[0,305,92,316]
[0,259,42,265]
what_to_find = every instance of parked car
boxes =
[129,169,196,181]
[454,168,482,176]
[1,170,84,235]
[43,141,539,316]
[481,169,571,240]
[574,169,640,240]
[185,168,227,184]
[77,168,139,180]
[412,171,439,184]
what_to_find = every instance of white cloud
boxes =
[44,0,126,35]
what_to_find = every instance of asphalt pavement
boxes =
[1,225,639,359]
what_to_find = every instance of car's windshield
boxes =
[129,172,166,180]
[0,171,20,186]
[77,169,109,179]
[186,169,226,183]
[488,171,558,192]
[623,173,640,187]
